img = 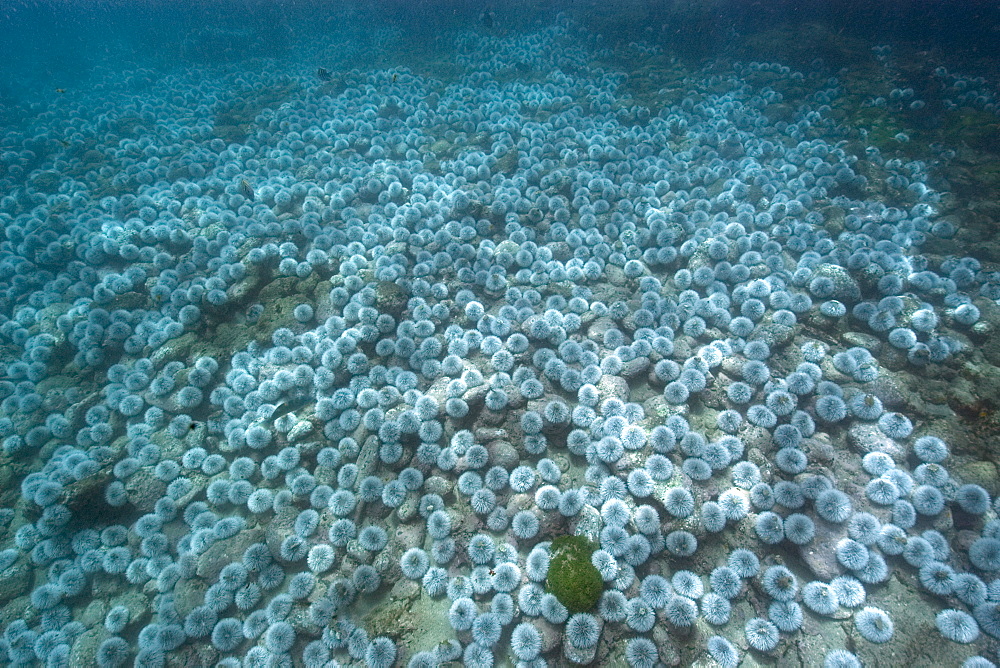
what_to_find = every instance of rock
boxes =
[289,603,323,638]
[390,523,426,561]
[742,425,773,455]
[0,466,15,501]
[486,440,519,470]
[879,346,909,371]
[846,423,906,462]
[549,241,572,262]
[536,504,568,542]
[30,170,63,193]
[124,467,166,513]
[463,384,489,410]
[0,557,30,605]
[549,453,570,474]
[355,432,381,479]
[597,375,629,403]
[197,527,264,581]
[618,451,644,471]
[79,599,109,629]
[802,432,837,464]
[173,576,208,618]
[799,520,846,581]
[347,534,376,564]
[396,496,418,523]
[752,321,796,350]
[474,428,507,442]
[586,317,618,345]
[69,626,108,668]
[264,506,298,559]
[92,570,129,601]
[372,547,394,575]
[314,465,337,488]
[643,394,683,424]
[507,493,534,514]
[424,475,453,497]
[170,643,219,667]
[864,374,907,411]
[374,279,409,320]
[841,330,882,354]
[671,336,694,360]
[931,505,954,533]
[0,594,32,634]
[953,460,1000,496]
[536,618,562,654]
[812,263,861,302]
[363,578,419,640]
[604,264,626,287]
[719,356,743,379]
[853,573,972,668]
[285,419,314,442]
[112,590,151,631]
[621,356,650,379]
[651,625,680,665]
[572,504,601,544]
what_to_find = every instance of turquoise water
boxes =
[1,2,1000,667]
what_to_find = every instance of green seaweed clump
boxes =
[546,534,603,613]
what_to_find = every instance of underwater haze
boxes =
[3,0,1000,666]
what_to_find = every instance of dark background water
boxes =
[1,0,998,100]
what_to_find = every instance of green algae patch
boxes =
[546,535,602,613]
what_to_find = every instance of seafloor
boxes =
[1,12,1000,668]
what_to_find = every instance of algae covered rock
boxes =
[545,535,603,614]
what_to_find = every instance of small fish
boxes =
[271,394,309,421]
[239,179,255,201]
[316,67,332,82]
[55,88,66,94]
[392,73,398,83]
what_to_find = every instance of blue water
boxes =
[1,1,999,667]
